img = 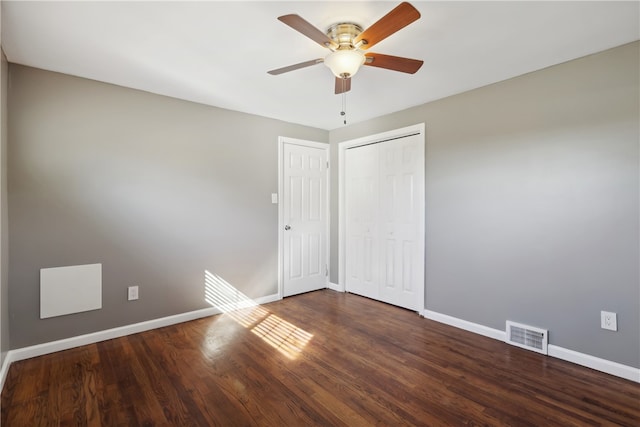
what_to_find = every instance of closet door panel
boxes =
[345,144,379,300]
[379,136,423,310]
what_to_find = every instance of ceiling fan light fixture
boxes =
[324,50,365,78]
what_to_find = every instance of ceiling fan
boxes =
[267,2,424,95]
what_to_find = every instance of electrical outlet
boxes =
[128,286,139,301]
[601,311,617,331]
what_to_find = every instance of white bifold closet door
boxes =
[345,133,424,311]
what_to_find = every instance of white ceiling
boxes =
[2,1,639,130]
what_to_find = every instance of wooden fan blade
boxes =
[278,14,338,49]
[354,2,420,50]
[268,59,323,75]
[335,77,352,94]
[364,53,423,74]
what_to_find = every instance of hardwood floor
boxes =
[2,290,639,426]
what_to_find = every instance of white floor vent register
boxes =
[506,321,548,355]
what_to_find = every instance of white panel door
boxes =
[283,142,328,297]
[378,135,424,309]
[345,144,379,300]
[345,134,424,311]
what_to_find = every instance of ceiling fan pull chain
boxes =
[341,78,347,125]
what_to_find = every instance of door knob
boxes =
[284,225,291,231]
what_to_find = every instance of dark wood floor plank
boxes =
[2,290,639,426]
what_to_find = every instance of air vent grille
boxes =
[506,321,548,355]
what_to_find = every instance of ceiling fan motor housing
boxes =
[326,23,364,49]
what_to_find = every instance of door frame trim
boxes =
[338,123,425,312]
[278,137,330,299]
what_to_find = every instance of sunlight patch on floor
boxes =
[227,305,270,329]
[204,270,312,359]
[251,313,314,359]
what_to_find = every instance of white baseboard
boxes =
[423,309,506,341]
[327,282,344,292]
[547,345,640,383]
[422,309,639,383]
[0,293,280,392]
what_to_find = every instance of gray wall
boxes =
[8,65,327,348]
[330,42,639,368]
[6,42,639,369]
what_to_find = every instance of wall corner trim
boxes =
[0,352,14,393]
[0,293,281,393]
[422,309,640,383]
[327,282,343,292]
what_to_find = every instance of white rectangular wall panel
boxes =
[40,263,102,319]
